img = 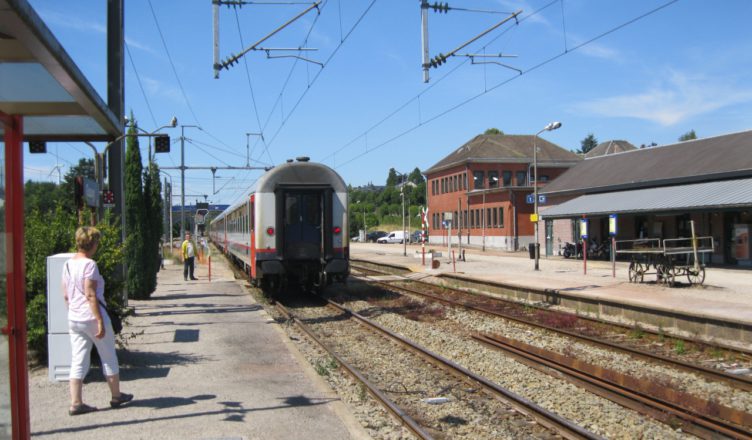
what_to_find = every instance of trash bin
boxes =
[528,243,538,259]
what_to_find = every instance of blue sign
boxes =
[609,214,617,236]
[580,218,589,239]
[526,194,546,204]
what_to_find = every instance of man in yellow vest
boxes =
[181,232,198,281]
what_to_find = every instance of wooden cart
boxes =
[616,236,714,286]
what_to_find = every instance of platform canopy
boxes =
[0,0,121,141]
[540,177,752,219]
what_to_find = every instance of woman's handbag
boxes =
[98,300,123,334]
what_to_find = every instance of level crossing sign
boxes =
[103,190,115,209]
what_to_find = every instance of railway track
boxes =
[351,262,752,392]
[275,296,601,440]
[348,262,752,439]
[475,333,752,440]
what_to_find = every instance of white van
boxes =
[376,230,406,244]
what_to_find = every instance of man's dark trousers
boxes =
[184,257,195,280]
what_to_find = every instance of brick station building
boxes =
[424,133,580,250]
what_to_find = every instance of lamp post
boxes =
[533,121,562,271]
[160,170,174,248]
[84,116,177,222]
[180,124,201,239]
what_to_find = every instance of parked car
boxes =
[377,230,407,244]
[366,230,388,243]
[411,230,428,243]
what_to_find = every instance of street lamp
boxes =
[180,124,201,239]
[533,121,562,271]
[84,116,177,222]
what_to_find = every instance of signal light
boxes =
[155,135,171,153]
[266,227,275,236]
[333,226,341,234]
[29,140,47,154]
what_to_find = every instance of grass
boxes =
[629,324,645,340]
[673,339,686,355]
[314,356,339,377]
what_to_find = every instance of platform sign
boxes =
[526,194,534,204]
[609,214,617,236]
[538,195,546,204]
[530,213,538,222]
[580,218,588,239]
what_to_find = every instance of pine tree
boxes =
[124,120,149,299]
[146,161,163,292]
[579,133,598,154]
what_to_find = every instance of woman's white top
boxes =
[62,257,105,322]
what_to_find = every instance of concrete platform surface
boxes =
[28,256,369,440]
[352,242,752,347]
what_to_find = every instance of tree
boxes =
[58,158,95,212]
[145,161,164,293]
[386,168,399,187]
[124,120,149,299]
[484,128,504,135]
[579,133,598,154]
[408,167,424,185]
[679,130,697,142]
[24,181,64,215]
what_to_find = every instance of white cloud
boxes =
[571,70,752,126]
[38,8,156,55]
[140,76,184,104]
[496,0,549,25]
[568,34,621,62]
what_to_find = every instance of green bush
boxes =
[24,208,125,364]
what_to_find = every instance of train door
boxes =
[283,191,322,260]
[250,195,256,278]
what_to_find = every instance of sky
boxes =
[21,0,752,207]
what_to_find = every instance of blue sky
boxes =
[23,0,752,206]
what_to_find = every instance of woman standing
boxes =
[62,226,133,415]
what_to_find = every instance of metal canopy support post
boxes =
[420,0,430,83]
[2,113,31,440]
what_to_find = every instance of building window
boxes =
[539,175,549,183]
[463,173,468,190]
[473,171,485,189]
[488,171,499,188]
[453,175,458,192]
[487,208,492,228]
[498,207,504,228]
[516,170,527,186]
[502,170,512,186]
[476,209,481,227]
[493,208,498,227]
[463,210,468,229]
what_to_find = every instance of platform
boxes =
[352,242,752,352]
[28,256,369,439]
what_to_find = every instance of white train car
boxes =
[209,157,349,291]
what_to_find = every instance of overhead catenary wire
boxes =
[125,41,158,128]
[331,0,680,169]
[146,0,201,126]
[233,7,272,165]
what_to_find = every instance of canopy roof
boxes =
[0,0,121,140]
[541,178,752,219]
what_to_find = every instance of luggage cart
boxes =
[616,236,714,286]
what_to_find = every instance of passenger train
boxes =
[208,157,349,292]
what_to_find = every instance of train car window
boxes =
[302,194,321,226]
[286,196,299,225]
[250,203,255,229]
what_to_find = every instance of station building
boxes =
[423,133,581,250]
[539,130,752,266]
